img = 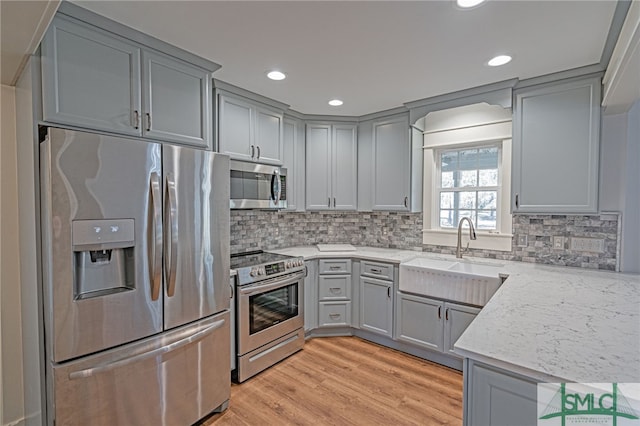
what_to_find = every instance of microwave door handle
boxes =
[271,171,281,203]
[149,172,162,301]
[164,173,179,297]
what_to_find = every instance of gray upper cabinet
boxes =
[512,75,601,213]
[218,93,283,164]
[306,123,357,210]
[372,115,411,211]
[41,15,213,148]
[283,117,305,211]
[41,15,141,136]
[142,51,211,148]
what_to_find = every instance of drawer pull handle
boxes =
[329,313,341,319]
[329,287,342,293]
[370,268,382,274]
[329,266,341,270]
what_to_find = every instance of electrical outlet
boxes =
[570,237,605,253]
[517,234,528,247]
[552,236,565,250]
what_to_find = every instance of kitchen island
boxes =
[270,246,640,423]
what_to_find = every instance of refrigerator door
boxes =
[162,146,230,330]
[41,128,163,362]
[50,311,230,426]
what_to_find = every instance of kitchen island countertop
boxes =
[269,245,640,383]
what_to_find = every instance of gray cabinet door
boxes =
[255,106,283,165]
[142,51,211,148]
[466,361,538,426]
[444,302,480,357]
[372,115,411,211]
[360,276,393,337]
[306,124,332,210]
[283,118,302,210]
[218,94,253,161]
[332,124,358,210]
[512,76,600,213]
[396,293,444,351]
[41,15,141,136]
[304,260,318,331]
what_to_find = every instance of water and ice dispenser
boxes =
[72,219,136,300]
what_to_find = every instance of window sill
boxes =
[422,229,513,252]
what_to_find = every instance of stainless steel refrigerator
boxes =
[40,128,230,425]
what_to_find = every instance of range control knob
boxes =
[259,267,265,275]
[249,268,257,277]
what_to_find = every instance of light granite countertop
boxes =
[268,245,640,383]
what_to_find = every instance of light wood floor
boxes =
[202,336,463,425]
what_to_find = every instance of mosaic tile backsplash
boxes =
[230,211,620,271]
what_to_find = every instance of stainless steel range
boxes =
[231,251,305,382]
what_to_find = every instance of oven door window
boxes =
[249,283,299,334]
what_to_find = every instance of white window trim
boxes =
[423,125,512,252]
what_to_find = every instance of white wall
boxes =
[601,100,640,273]
[621,100,640,272]
[1,84,26,425]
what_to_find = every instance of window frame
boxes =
[434,142,503,232]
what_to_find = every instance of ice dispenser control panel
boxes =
[72,219,135,247]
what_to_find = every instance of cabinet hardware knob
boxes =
[133,110,140,130]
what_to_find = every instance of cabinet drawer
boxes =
[318,302,351,327]
[361,261,393,281]
[318,275,351,300]
[319,259,352,274]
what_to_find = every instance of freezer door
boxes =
[163,146,230,329]
[41,128,163,362]
[50,312,230,426]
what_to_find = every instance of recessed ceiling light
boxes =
[267,71,286,81]
[456,0,486,9]
[328,99,343,106]
[487,55,512,67]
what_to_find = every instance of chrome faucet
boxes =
[456,217,477,259]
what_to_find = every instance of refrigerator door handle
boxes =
[150,172,163,301]
[165,173,179,297]
[68,319,226,380]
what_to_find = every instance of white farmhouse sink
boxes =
[399,258,505,306]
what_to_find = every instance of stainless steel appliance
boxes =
[231,251,305,382]
[230,160,287,209]
[40,128,231,425]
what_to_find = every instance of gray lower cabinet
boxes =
[317,259,352,328]
[306,123,357,210]
[217,92,283,164]
[304,260,318,332]
[41,14,213,148]
[359,261,395,338]
[512,75,600,213]
[396,292,480,356]
[465,359,539,426]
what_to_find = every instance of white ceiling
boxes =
[71,0,617,116]
[2,1,619,116]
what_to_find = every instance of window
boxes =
[437,145,500,230]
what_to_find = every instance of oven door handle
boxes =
[239,272,304,296]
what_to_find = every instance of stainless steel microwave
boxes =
[230,160,287,209]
